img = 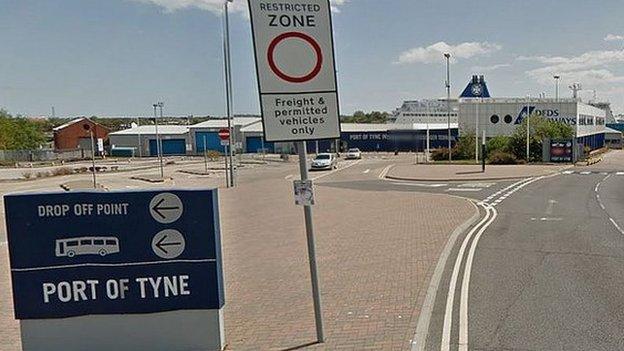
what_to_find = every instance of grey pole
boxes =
[444,53,452,162]
[203,136,208,173]
[425,100,430,163]
[223,0,235,187]
[554,75,560,101]
[89,129,96,188]
[296,141,324,343]
[475,99,479,163]
[224,144,229,188]
[137,116,142,158]
[153,104,164,178]
[526,95,530,162]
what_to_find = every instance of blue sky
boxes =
[2,0,624,117]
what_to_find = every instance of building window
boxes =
[504,115,513,124]
[490,115,499,124]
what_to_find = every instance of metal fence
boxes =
[0,149,86,162]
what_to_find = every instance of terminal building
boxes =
[459,98,607,150]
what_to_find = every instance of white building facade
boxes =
[459,98,606,149]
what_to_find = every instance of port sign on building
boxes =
[248,0,341,142]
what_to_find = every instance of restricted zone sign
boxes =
[5,189,225,351]
[248,0,341,142]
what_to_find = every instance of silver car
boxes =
[310,153,337,170]
[345,148,362,159]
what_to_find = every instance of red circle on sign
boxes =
[267,32,323,83]
[218,128,230,140]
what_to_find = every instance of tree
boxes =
[0,109,47,150]
[341,110,388,123]
[509,115,574,161]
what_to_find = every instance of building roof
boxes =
[605,127,622,134]
[240,121,264,133]
[109,125,189,136]
[391,123,459,130]
[52,117,90,131]
[190,117,261,129]
[340,123,390,132]
[240,122,457,134]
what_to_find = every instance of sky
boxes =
[1,0,624,117]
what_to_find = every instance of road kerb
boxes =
[411,199,481,351]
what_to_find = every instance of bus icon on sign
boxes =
[55,236,120,258]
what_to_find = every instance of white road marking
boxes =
[446,188,482,192]
[443,176,545,351]
[378,164,393,179]
[311,159,362,181]
[545,199,557,215]
[580,171,591,175]
[459,205,498,351]
[284,174,294,180]
[539,217,563,221]
[390,182,448,188]
[562,170,574,175]
[363,169,370,174]
[617,172,624,176]
[610,218,624,235]
[441,204,491,351]
[458,182,494,188]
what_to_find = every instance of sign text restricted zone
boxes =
[249,0,340,142]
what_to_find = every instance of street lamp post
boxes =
[137,116,142,158]
[153,103,164,178]
[223,0,235,187]
[526,95,531,162]
[475,99,479,164]
[554,75,560,101]
[444,53,452,162]
[83,124,97,188]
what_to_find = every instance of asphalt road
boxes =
[420,150,624,351]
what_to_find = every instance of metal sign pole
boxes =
[223,145,230,188]
[296,141,324,343]
[203,136,208,173]
[90,129,96,188]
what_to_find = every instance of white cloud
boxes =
[470,63,511,72]
[605,34,624,42]
[521,49,624,85]
[129,0,350,15]
[395,41,501,64]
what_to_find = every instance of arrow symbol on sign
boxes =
[152,198,180,220]
[155,234,182,254]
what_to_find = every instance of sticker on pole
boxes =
[248,0,341,142]
[293,179,315,206]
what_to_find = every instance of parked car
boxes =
[345,148,362,159]
[310,153,337,170]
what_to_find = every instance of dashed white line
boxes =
[610,218,624,235]
[446,188,482,192]
[363,169,370,174]
[580,171,591,175]
[284,174,294,180]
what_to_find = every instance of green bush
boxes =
[486,136,511,153]
[431,148,451,161]
[488,151,518,165]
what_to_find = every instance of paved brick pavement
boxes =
[0,171,475,350]
[387,164,570,182]
[218,178,474,350]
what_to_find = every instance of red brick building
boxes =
[53,117,110,150]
